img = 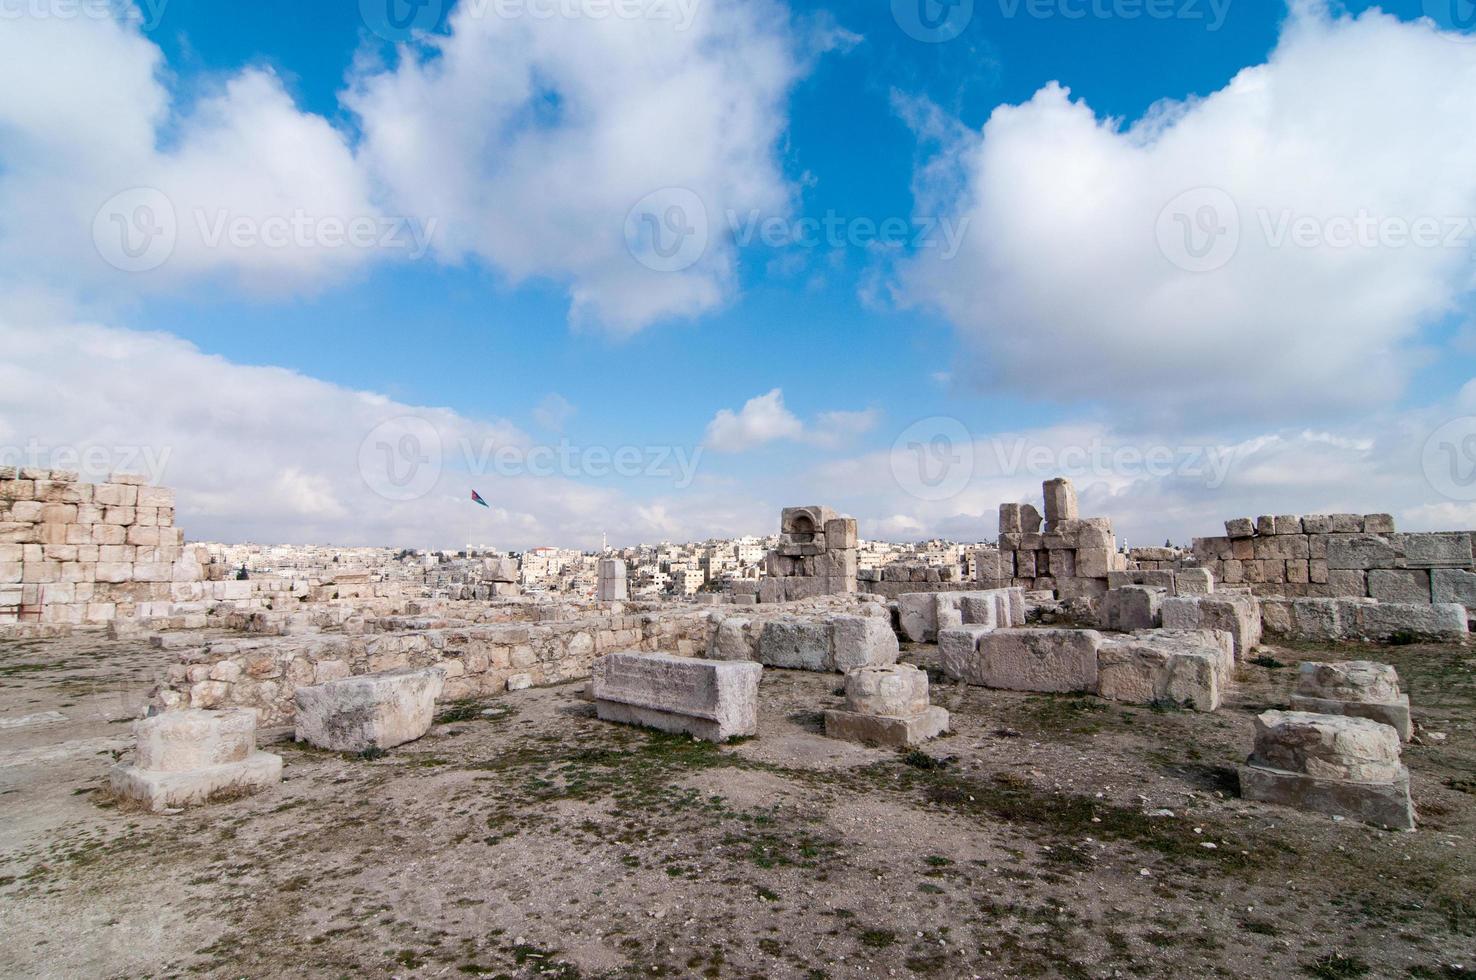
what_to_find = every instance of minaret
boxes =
[602,530,608,553]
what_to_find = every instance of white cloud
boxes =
[0,1,805,330]
[702,390,879,453]
[703,389,805,452]
[0,316,769,549]
[533,393,577,433]
[0,13,380,295]
[901,1,1476,424]
[346,0,803,333]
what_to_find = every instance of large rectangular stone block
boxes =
[1432,567,1476,611]
[830,615,900,673]
[1398,532,1474,569]
[1351,602,1468,643]
[1100,586,1164,632]
[757,619,831,670]
[135,708,257,771]
[1096,631,1230,711]
[943,628,1101,693]
[1325,534,1399,571]
[1162,595,1262,659]
[1367,569,1431,605]
[1042,478,1079,524]
[294,666,446,752]
[593,652,761,743]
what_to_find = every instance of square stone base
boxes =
[823,706,950,748]
[110,752,283,813]
[1288,694,1412,741]
[595,699,746,743]
[1238,763,1414,830]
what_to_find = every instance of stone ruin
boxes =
[1239,710,1414,830]
[83,485,1459,832]
[823,663,949,747]
[975,478,1128,602]
[110,708,282,812]
[597,557,628,602]
[755,506,858,603]
[1193,512,1476,612]
[2,467,203,625]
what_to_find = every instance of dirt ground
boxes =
[0,631,1472,979]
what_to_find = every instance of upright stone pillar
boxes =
[598,558,629,602]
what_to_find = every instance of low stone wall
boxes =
[1258,597,1468,644]
[153,610,717,724]
[1192,514,1476,611]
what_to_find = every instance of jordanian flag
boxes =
[471,490,489,508]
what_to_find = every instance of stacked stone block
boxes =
[978,478,1127,602]
[597,558,628,602]
[823,663,950,747]
[1290,662,1413,741]
[1239,710,1414,830]
[758,506,859,602]
[0,467,203,625]
[110,708,282,812]
[1192,514,1476,612]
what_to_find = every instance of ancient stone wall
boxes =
[0,467,203,625]
[976,479,1128,602]
[1192,514,1476,612]
[153,608,719,723]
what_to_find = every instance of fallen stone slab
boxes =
[294,666,446,752]
[592,651,761,743]
[941,628,1101,693]
[1096,630,1232,712]
[1289,662,1412,741]
[110,709,282,812]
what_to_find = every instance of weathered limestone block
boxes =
[110,709,281,812]
[294,666,446,752]
[943,628,1101,693]
[708,616,757,661]
[824,664,948,747]
[757,619,831,670]
[1398,532,1474,568]
[1367,569,1431,605]
[1175,568,1215,595]
[1096,631,1230,711]
[1325,534,1399,571]
[1351,601,1467,643]
[1290,662,1411,741]
[1161,594,1262,659]
[1431,567,1476,612]
[1239,711,1413,829]
[830,615,901,673]
[897,592,937,643]
[1042,478,1079,524]
[593,651,761,743]
[824,517,858,549]
[597,558,629,602]
[1225,518,1255,539]
[1100,586,1164,632]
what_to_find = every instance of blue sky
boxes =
[3,0,1476,548]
